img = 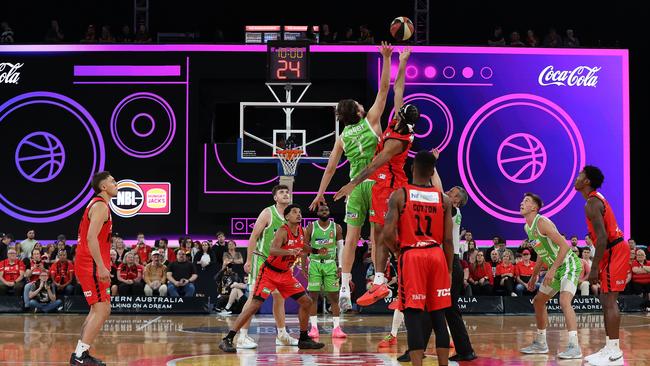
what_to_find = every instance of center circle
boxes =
[131,113,156,137]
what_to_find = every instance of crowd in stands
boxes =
[0,19,594,48]
[1,229,648,314]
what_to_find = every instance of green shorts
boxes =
[307,259,340,292]
[345,180,374,227]
[539,262,582,297]
[247,255,266,290]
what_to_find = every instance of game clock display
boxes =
[267,42,309,81]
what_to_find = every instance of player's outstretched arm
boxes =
[442,194,454,273]
[244,208,270,273]
[366,41,393,132]
[310,137,344,211]
[429,149,443,191]
[393,46,411,109]
[333,139,407,201]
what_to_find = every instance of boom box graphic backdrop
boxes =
[0,45,628,241]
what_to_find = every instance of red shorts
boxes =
[253,263,306,301]
[599,240,631,293]
[74,258,111,305]
[396,246,451,311]
[370,184,396,225]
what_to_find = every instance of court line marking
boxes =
[136,316,162,331]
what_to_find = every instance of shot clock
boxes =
[267,41,310,82]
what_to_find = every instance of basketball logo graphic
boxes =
[15,131,66,183]
[497,133,547,184]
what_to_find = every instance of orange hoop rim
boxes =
[274,149,304,160]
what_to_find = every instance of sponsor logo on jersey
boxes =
[316,239,331,245]
[262,287,271,294]
[411,293,426,300]
[409,190,439,203]
[437,288,451,297]
[346,212,358,219]
[616,280,626,285]
[83,290,92,297]
[110,180,171,218]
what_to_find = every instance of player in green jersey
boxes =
[301,202,346,339]
[310,41,394,310]
[519,193,583,359]
[238,184,298,349]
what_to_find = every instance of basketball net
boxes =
[275,149,303,200]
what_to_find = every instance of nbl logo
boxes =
[110,180,144,218]
[109,180,171,218]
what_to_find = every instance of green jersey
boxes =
[525,214,581,273]
[309,220,337,261]
[256,205,286,258]
[341,117,379,179]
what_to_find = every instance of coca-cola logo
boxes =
[538,65,600,87]
[0,62,23,84]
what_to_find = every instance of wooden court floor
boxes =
[1,312,649,365]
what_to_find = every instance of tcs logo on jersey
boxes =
[109,180,171,218]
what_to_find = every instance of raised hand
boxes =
[379,41,393,58]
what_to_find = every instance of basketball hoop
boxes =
[275,149,303,177]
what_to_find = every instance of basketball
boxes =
[390,16,414,41]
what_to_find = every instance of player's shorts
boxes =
[345,180,374,227]
[253,262,306,301]
[396,245,451,312]
[539,260,582,297]
[370,184,396,225]
[247,255,266,290]
[307,259,340,292]
[74,259,111,306]
[599,238,631,293]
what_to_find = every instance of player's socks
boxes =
[75,340,90,358]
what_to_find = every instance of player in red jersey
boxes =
[70,171,118,366]
[575,165,630,366]
[333,47,417,304]
[375,150,454,366]
[219,204,326,353]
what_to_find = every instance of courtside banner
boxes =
[0,297,23,312]
[360,296,504,314]
[504,295,610,313]
[64,296,210,314]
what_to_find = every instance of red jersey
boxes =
[632,260,650,284]
[266,224,304,272]
[50,259,74,284]
[117,263,144,280]
[26,259,47,282]
[371,119,414,188]
[75,196,113,270]
[0,259,25,282]
[586,191,624,245]
[398,185,444,249]
[515,260,536,277]
[496,262,515,276]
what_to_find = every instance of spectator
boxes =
[26,272,62,313]
[489,249,501,274]
[339,27,355,43]
[80,24,97,43]
[222,240,243,270]
[114,236,129,265]
[629,239,637,252]
[190,240,202,262]
[578,249,592,296]
[44,20,64,43]
[631,249,650,309]
[358,24,374,44]
[134,24,152,43]
[194,241,218,297]
[212,232,227,268]
[50,250,75,297]
[55,238,72,260]
[117,24,133,42]
[525,29,540,47]
[98,25,115,43]
[564,29,580,48]
[0,248,25,296]
[133,233,152,264]
[585,234,595,259]
[42,243,57,265]
[463,240,477,262]
[462,249,475,296]
[166,250,197,297]
[157,238,176,264]
[320,24,334,43]
[515,249,537,296]
[569,235,580,255]
[0,21,14,43]
[468,251,493,295]
[117,252,145,296]
[495,250,517,296]
[543,27,562,47]
[143,252,167,296]
[488,26,506,46]
[109,249,119,295]
[18,229,38,260]
[214,263,247,314]
[509,31,525,46]
[176,238,192,256]
[24,248,48,283]
[0,233,13,261]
